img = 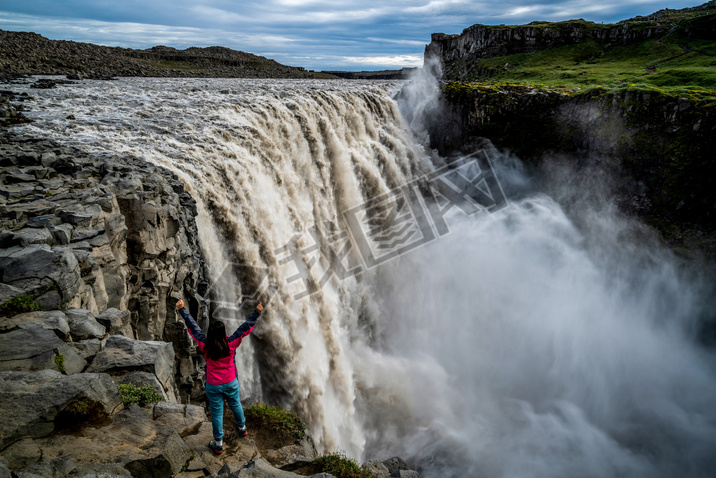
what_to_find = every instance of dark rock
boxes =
[0,370,122,449]
[0,283,24,307]
[152,401,206,437]
[0,245,82,310]
[0,327,85,374]
[0,310,70,338]
[63,308,106,339]
[26,214,58,228]
[87,334,176,400]
[0,459,9,478]
[382,457,409,475]
[48,223,73,245]
[9,228,53,246]
[58,210,93,227]
[95,308,132,337]
[68,338,101,361]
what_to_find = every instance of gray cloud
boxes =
[0,0,700,70]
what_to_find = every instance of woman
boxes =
[176,299,263,454]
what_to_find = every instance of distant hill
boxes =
[0,30,336,79]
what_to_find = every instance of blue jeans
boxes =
[205,379,246,441]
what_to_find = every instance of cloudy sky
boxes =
[0,1,703,71]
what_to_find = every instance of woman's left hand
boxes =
[176,299,184,309]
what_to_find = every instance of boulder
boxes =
[152,401,206,437]
[9,228,53,246]
[58,210,92,227]
[264,435,317,469]
[71,227,105,243]
[363,460,391,478]
[0,459,9,478]
[0,245,83,310]
[87,335,175,398]
[68,338,102,361]
[0,327,85,374]
[96,308,132,337]
[48,223,72,245]
[382,457,409,476]
[26,214,58,228]
[63,308,106,339]
[0,370,122,449]
[0,310,70,338]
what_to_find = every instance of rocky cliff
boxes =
[426,1,716,79]
[0,115,209,401]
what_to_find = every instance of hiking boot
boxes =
[209,440,223,454]
[238,426,248,437]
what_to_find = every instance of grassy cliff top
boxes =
[442,3,716,99]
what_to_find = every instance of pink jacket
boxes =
[179,307,260,385]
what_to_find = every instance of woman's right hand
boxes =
[256,302,264,313]
[176,299,184,309]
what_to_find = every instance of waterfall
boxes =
[15,77,716,477]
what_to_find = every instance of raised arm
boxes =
[228,302,263,344]
[176,299,206,345]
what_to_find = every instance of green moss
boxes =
[116,383,165,408]
[0,295,43,317]
[311,452,371,478]
[54,354,66,374]
[244,402,306,441]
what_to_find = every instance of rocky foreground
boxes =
[0,91,419,477]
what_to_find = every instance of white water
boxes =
[11,77,716,477]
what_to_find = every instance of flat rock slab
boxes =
[87,334,175,394]
[152,401,206,438]
[0,370,122,449]
[0,327,85,374]
[0,310,70,338]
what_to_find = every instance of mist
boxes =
[347,77,716,477]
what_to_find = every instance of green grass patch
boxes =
[0,295,43,317]
[244,402,306,441]
[54,354,66,374]
[310,452,371,478]
[117,383,165,408]
[451,35,716,100]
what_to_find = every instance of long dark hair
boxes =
[205,320,230,360]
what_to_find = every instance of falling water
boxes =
[11,76,716,477]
